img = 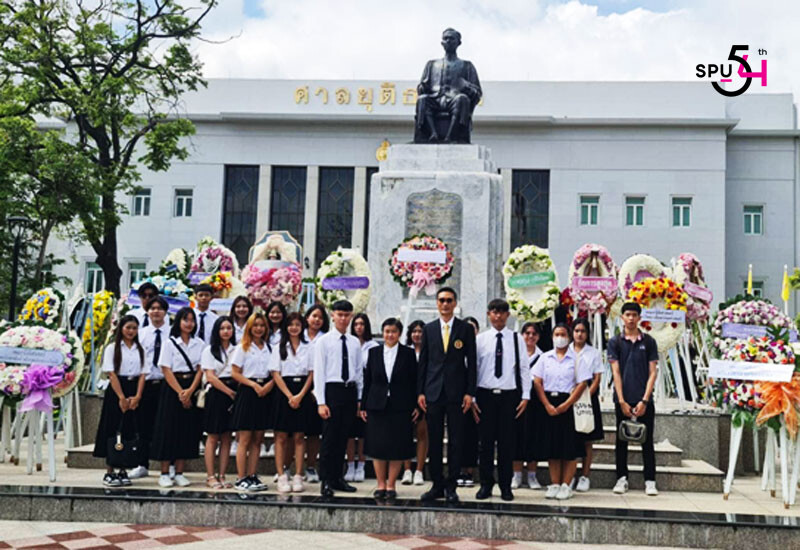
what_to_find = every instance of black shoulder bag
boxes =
[106,412,144,468]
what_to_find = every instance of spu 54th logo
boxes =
[696,45,767,97]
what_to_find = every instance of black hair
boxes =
[520,322,539,336]
[351,313,373,342]
[305,303,330,333]
[406,319,425,346]
[229,296,254,324]
[279,312,308,360]
[209,316,236,363]
[137,282,159,297]
[572,318,591,341]
[552,322,571,338]
[170,307,197,339]
[621,302,642,315]
[331,300,354,312]
[437,287,457,300]
[382,317,404,334]
[464,316,480,333]
[265,301,288,338]
[145,295,168,312]
[487,298,509,312]
[443,27,462,41]
[194,283,214,295]
[112,315,144,374]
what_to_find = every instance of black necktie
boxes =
[341,334,349,383]
[153,328,162,367]
[143,312,149,327]
[495,332,503,378]
[199,313,206,341]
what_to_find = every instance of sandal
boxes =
[206,475,223,489]
[219,475,233,489]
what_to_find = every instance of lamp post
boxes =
[6,215,31,321]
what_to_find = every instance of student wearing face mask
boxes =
[532,323,592,501]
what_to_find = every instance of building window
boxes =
[579,196,599,226]
[316,167,355,266]
[744,205,763,235]
[625,196,645,226]
[85,262,105,294]
[132,188,151,217]
[222,165,260,266]
[672,197,692,227]
[365,167,378,259]
[128,262,147,288]
[174,189,193,217]
[511,170,550,249]
[270,166,307,245]
[744,280,764,297]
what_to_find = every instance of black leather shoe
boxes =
[331,478,357,493]
[475,485,493,500]
[384,490,397,500]
[500,487,514,501]
[420,485,445,501]
[320,482,334,498]
[445,487,460,504]
[373,489,386,499]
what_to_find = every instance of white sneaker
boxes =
[511,472,522,489]
[173,474,191,487]
[555,483,573,500]
[291,474,305,492]
[413,470,424,486]
[128,466,149,479]
[306,467,319,483]
[545,484,560,499]
[576,476,591,493]
[528,473,542,490]
[344,463,355,482]
[613,476,629,494]
[354,462,365,482]
[158,474,174,488]
[273,473,279,482]
[645,480,659,496]
[277,473,291,493]
[401,469,413,485]
[168,465,176,479]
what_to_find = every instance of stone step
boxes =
[590,441,683,467]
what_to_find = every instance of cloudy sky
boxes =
[192,0,798,99]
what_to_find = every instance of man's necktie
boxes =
[443,323,450,352]
[143,312,149,327]
[341,334,349,382]
[153,329,162,367]
[199,313,206,341]
[495,332,503,378]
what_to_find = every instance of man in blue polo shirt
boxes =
[607,302,659,496]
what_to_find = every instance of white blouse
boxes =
[269,341,313,377]
[361,340,380,369]
[571,343,605,375]
[159,336,204,373]
[201,345,234,378]
[269,329,282,348]
[305,329,325,345]
[231,342,272,379]
[102,342,149,377]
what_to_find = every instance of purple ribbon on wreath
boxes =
[20,364,65,413]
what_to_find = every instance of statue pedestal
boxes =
[367,144,504,323]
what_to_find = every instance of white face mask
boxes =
[553,336,569,350]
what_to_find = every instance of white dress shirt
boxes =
[139,322,170,381]
[269,329,281,349]
[201,345,233,378]
[102,342,149,377]
[304,329,325,344]
[233,321,246,344]
[130,307,148,327]
[312,328,363,405]
[382,343,399,384]
[360,339,380,369]
[231,342,272,379]
[570,343,604,375]
[475,327,531,396]
[159,335,204,373]
[532,347,592,393]
[269,341,313,377]
[193,308,219,343]
[440,317,454,342]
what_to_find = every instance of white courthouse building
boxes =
[56,79,800,314]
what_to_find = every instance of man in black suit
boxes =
[417,287,477,503]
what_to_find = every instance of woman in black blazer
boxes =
[361,318,419,500]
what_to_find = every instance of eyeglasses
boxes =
[437,297,454,304]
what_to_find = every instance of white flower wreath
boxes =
[316,248,372,314]
[503,245,561,322]
[618,254,667,297]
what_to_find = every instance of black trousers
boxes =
[614,400,656,481]
[319,383,357,484]
[477,388,518,489]
[426,398,465,491]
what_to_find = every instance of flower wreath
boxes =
[626,276,687,352]
[710,298,793,358]
[567,243,618,314]
[159,248,191,277]
[670,253,712,322]
[503,245,561,322]
[134,275,192,299]
[251,234,299,264]
[316,249,372,314]
[618,254,667,298]
[82,290,115,356]
[241,261,303,308]
[191,237,240,277]
[199,271,246,299]
[18,287,65,327]
[389,234,454,295]
[711,379,765,428]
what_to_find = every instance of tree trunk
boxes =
[94,232,122,298]
[34,220,55,286]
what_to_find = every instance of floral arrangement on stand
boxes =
[241,262,302,308]
[159,248,191,278]
[389,234,454,296]
[191,237,239,277]
[626,276,687,352]
[134,275,192,300]
[316,249,372,313]
[710,298,794,358]
[503,245,561,322]
[251,234,299,264]
[81,290,115,357]
[566,243,618,315]
[670,253,712,323]
[711,379,766,428]
[17,288,65,327]
[618,254,667,298]
[198,271,246,299]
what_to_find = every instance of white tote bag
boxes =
[572,350,595,434]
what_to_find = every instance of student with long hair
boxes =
[402,319,428,486]
[229,296,254,343]
[303,303,329,483]
[202,316,238,489]
[93,315,147,487]
[517,322,543,490]
[265,301,287,349]
[345,312,378,482]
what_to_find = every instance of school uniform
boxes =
[313,329,363,485]
[137,322,170,467]
[201,345,236,434]
[193,308,219,343]
[150,335,204,461]
[130,307,149,328]
[475,327,530,490]
[230,342,274,430]
[303,330,326,436]
[349,340,379,439]
[520,348,543,461]
[531,348,592,460]
[363,343,418,460]
[270,342,315,433]
[268,329,281,350]
[92,342,149,461]
[233,321,247,344]
[571,343,605,442]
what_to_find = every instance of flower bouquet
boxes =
[241,261,302,308]
[18,288,65,328]
[198,271,246,299]
[191,237,240,277]
[317,249,371,313]
[389,234,454,296]
[627,276,687,352]
[503,245,560,322]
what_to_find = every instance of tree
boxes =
[0,0,217,296]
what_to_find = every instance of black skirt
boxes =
[535,392,586,461]
[365,405,415,461]
[204,378,237,434]
[231,381,274,431]
[581,391,605,442]
[92,377,140,460]
[150,374,202,461]
[273,375,316,434]
[138,380,162,443]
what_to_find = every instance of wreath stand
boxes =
[655,351,687,411]
[0,397,11,462]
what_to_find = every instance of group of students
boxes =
[93,282,659,502]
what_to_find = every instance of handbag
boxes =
[105,412,144,468]
[170,338,204,407]
[572,349,595,434]
[618,416,648,444]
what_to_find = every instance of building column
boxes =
[255,164,272,241]
[501,168,513,258]
[302,166,320,276]
[351,166,367,253]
